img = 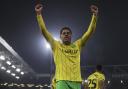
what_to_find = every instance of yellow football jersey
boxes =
[51,77,56,89]
[53,40,82,81]
[37,14,97,82]
[87,71,105,89]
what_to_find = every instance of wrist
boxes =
[93,13,97,16]
[36,11,41,15]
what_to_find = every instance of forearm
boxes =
[37,14,54,44]
[81,14,97,46]
[85,14,97,37]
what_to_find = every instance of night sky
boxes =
[0,0,128,74]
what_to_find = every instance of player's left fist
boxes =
[90,5,98,16]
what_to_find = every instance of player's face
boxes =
[60,29,72,45]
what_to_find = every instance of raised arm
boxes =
[35,4,55,48]
[78,5,98,47]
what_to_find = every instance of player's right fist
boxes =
[90,5,98,16]
[35,4,43,15]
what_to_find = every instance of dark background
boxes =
[0,0,128,74]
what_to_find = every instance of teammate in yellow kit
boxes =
[35,3,98,89]
[84,65,105,89]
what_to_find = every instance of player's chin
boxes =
[64,38,70,42]
[64,40,71,45]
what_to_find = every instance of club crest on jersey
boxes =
[70,44,76,48]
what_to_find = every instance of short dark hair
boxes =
[96,65,102,71]
[60,27,72,34]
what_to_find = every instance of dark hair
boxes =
[60,27,72,34]
[96,65,102,71]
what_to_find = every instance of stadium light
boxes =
[44,37,59,49]
[84,79,88,83]
[3,83,8,86]
[16,76,20,79]
[11,73,16,76]
[21,72,24,75]
[108,80,110,84]
[121,80,123,83]
[6,70,11,73]
[46,42,51,49]
[54,37,59,41]
[6,61,11,65]
[16,68,21,72]
[11,65,16,69]
[0,55,5,60]
[1,66,6,70]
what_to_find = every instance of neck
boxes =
[96,70,102,73]
[63,41,71,45]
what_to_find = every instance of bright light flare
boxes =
[16,68,21,72]
[0,55,5,60]
[6,61,11,65]
[16,76,20,79]
[11,73,16,76]
[21,72,24,75]
[46,42,51,49]
[1,66,6,70]
[6,70,11,73]
[11,65,16,69]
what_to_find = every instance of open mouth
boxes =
[64,37,69,40]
